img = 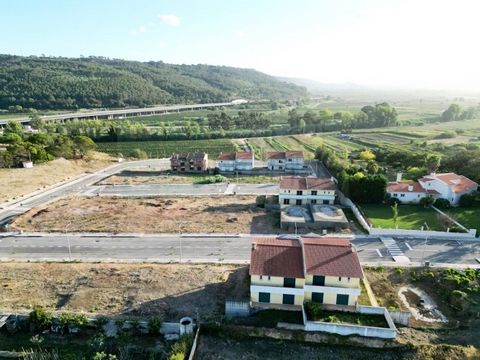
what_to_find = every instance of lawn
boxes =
[445,206,480,234]
[361,204,446,231]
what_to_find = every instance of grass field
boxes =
[361,204,446,231]
[445,206,480,233]
[96,138,237,158]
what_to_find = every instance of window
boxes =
[311,190,317,196]
[400,194,405,197]
[338,277,342,282]
[312,275,325,286]
[393,193,398,197]
[296,199,302,205]
[336,294,349,305]
[268,276,271,280]
[259,275,263,280]
[283,277,296,288]
[297,190,303,195]
[282,294,295,305]
[348,277,351,282]
[323,200,329,205]
[259,292,270,303]
[312,292,324,303]
[288,158,292,162]
[311,199,317,204]
[283,199,290,205]
[197,166,202,171]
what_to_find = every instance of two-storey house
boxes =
[170,153,208,173]
[217,151,254,172]
[279,176,336,207]
[266,151,304,171]
[250,235,363,307]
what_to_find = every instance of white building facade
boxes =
[217,152,254,172]
[267,151,304,171]
[279,176,336,206]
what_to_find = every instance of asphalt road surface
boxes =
[1,234,479,267]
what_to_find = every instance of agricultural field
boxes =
[360,204,447,231]
[12,196,278,234]
[96,138,237,158]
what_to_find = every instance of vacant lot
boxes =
[98,170,280,186]
[12,196,278,234]
[0,152,114,203]
[361,204,446,231]
[0,263,248,321]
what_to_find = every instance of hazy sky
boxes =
[1,0,479,90]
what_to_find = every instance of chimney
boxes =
[396,173,402,182]
[408,185,413,192]
[251,242,256,251]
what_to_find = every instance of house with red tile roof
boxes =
[387,172,478,205]
[217,151,254,172]
[279,176,337,206]
[266,151,304,171]
[249,235,363,307]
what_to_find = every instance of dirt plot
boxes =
[0,152,114,203]
[12,196,279,234]
[0,263,248,321]
[195,334,478,360]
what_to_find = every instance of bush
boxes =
[419,196,435,207]
[29,306,53,330]
[197,175,226,184]
[434,198,450,208]
[434,131,457,139]
[459,193,476,207]
[129,148,148,159]
[148,316,162,335]
[168,335,194,360]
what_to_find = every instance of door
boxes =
[283,294,295,305]
[259,292,270,303]
[312,292,324,303]
[283,277,296,288]
[336,294,349,305]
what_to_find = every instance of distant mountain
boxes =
[276,76,367,94]
[0,55,307,110]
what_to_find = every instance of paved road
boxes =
[1,234,478,267]
[86,183,279,197]
[0,159,169,225]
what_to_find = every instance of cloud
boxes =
[158,14,180,27]
[234,30,245,39]
[132,25,147,35]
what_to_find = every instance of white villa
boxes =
[250,235,364,307]
[217,151,254,172]
[266,151,304,171]
[279,176,337,207]
[387,172,478,205]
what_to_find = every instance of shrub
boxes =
[168,335,194,360]
[129,148,148,159]
[459,193,476,207]
[434,198,450,209]
[419,196,435,207]
[197,175,226,184]
[148,316,162,335]
[434,131,457,139]
[29,306,53,330]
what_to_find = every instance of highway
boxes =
[0,233,479,267]
[0,102,237,125]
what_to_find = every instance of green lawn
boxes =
[361,204,446,231]
[445,207,480,234]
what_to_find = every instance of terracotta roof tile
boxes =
[280,176,336,191]
[435,173,478,193]
[387,181,425,193]
[217,152,253,161]
[267,151,304,160]
[303,238,363,278]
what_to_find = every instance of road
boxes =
[86,183,279,197]
[0,102,237,125]
[0,159,169,225]
[1,233,479,267]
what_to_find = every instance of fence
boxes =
[388,310,412,326]
[225,300,251,318]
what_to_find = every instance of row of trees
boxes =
[0,121,96,168]
[440,103,479,122]
[287,102,398,132]
[207,111,270,130]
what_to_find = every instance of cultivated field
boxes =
[12,196,278,234]
[96,138,237,159]
[0,263,248,321]
[0,152,114,203]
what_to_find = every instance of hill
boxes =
[0,55,307,110]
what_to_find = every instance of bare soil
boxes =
[0,152,114,203]
[11,196,279,234]
[0,263,249,321]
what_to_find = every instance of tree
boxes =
[359,150,376,161]
[303,110,318,126]
[458,193,476,207]
[366,161,379,174]
[391,202,399,227]
[4,120,23,135]
[29,112,45,130]
[434,198,450,209]
[74,136,96,157]
[441,104,462,122]
[419,196,435,207]
[425,154,441,173]
[287,108,302,128]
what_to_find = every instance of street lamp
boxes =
[65,221,72,261]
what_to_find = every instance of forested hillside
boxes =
[0,55,307,110]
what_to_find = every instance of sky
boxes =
[1,0,480,90]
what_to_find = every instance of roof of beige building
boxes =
[217,151,254,161]
[266,151,304,160]
[280,176,336,191]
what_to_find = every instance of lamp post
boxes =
[65,221,72,261]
